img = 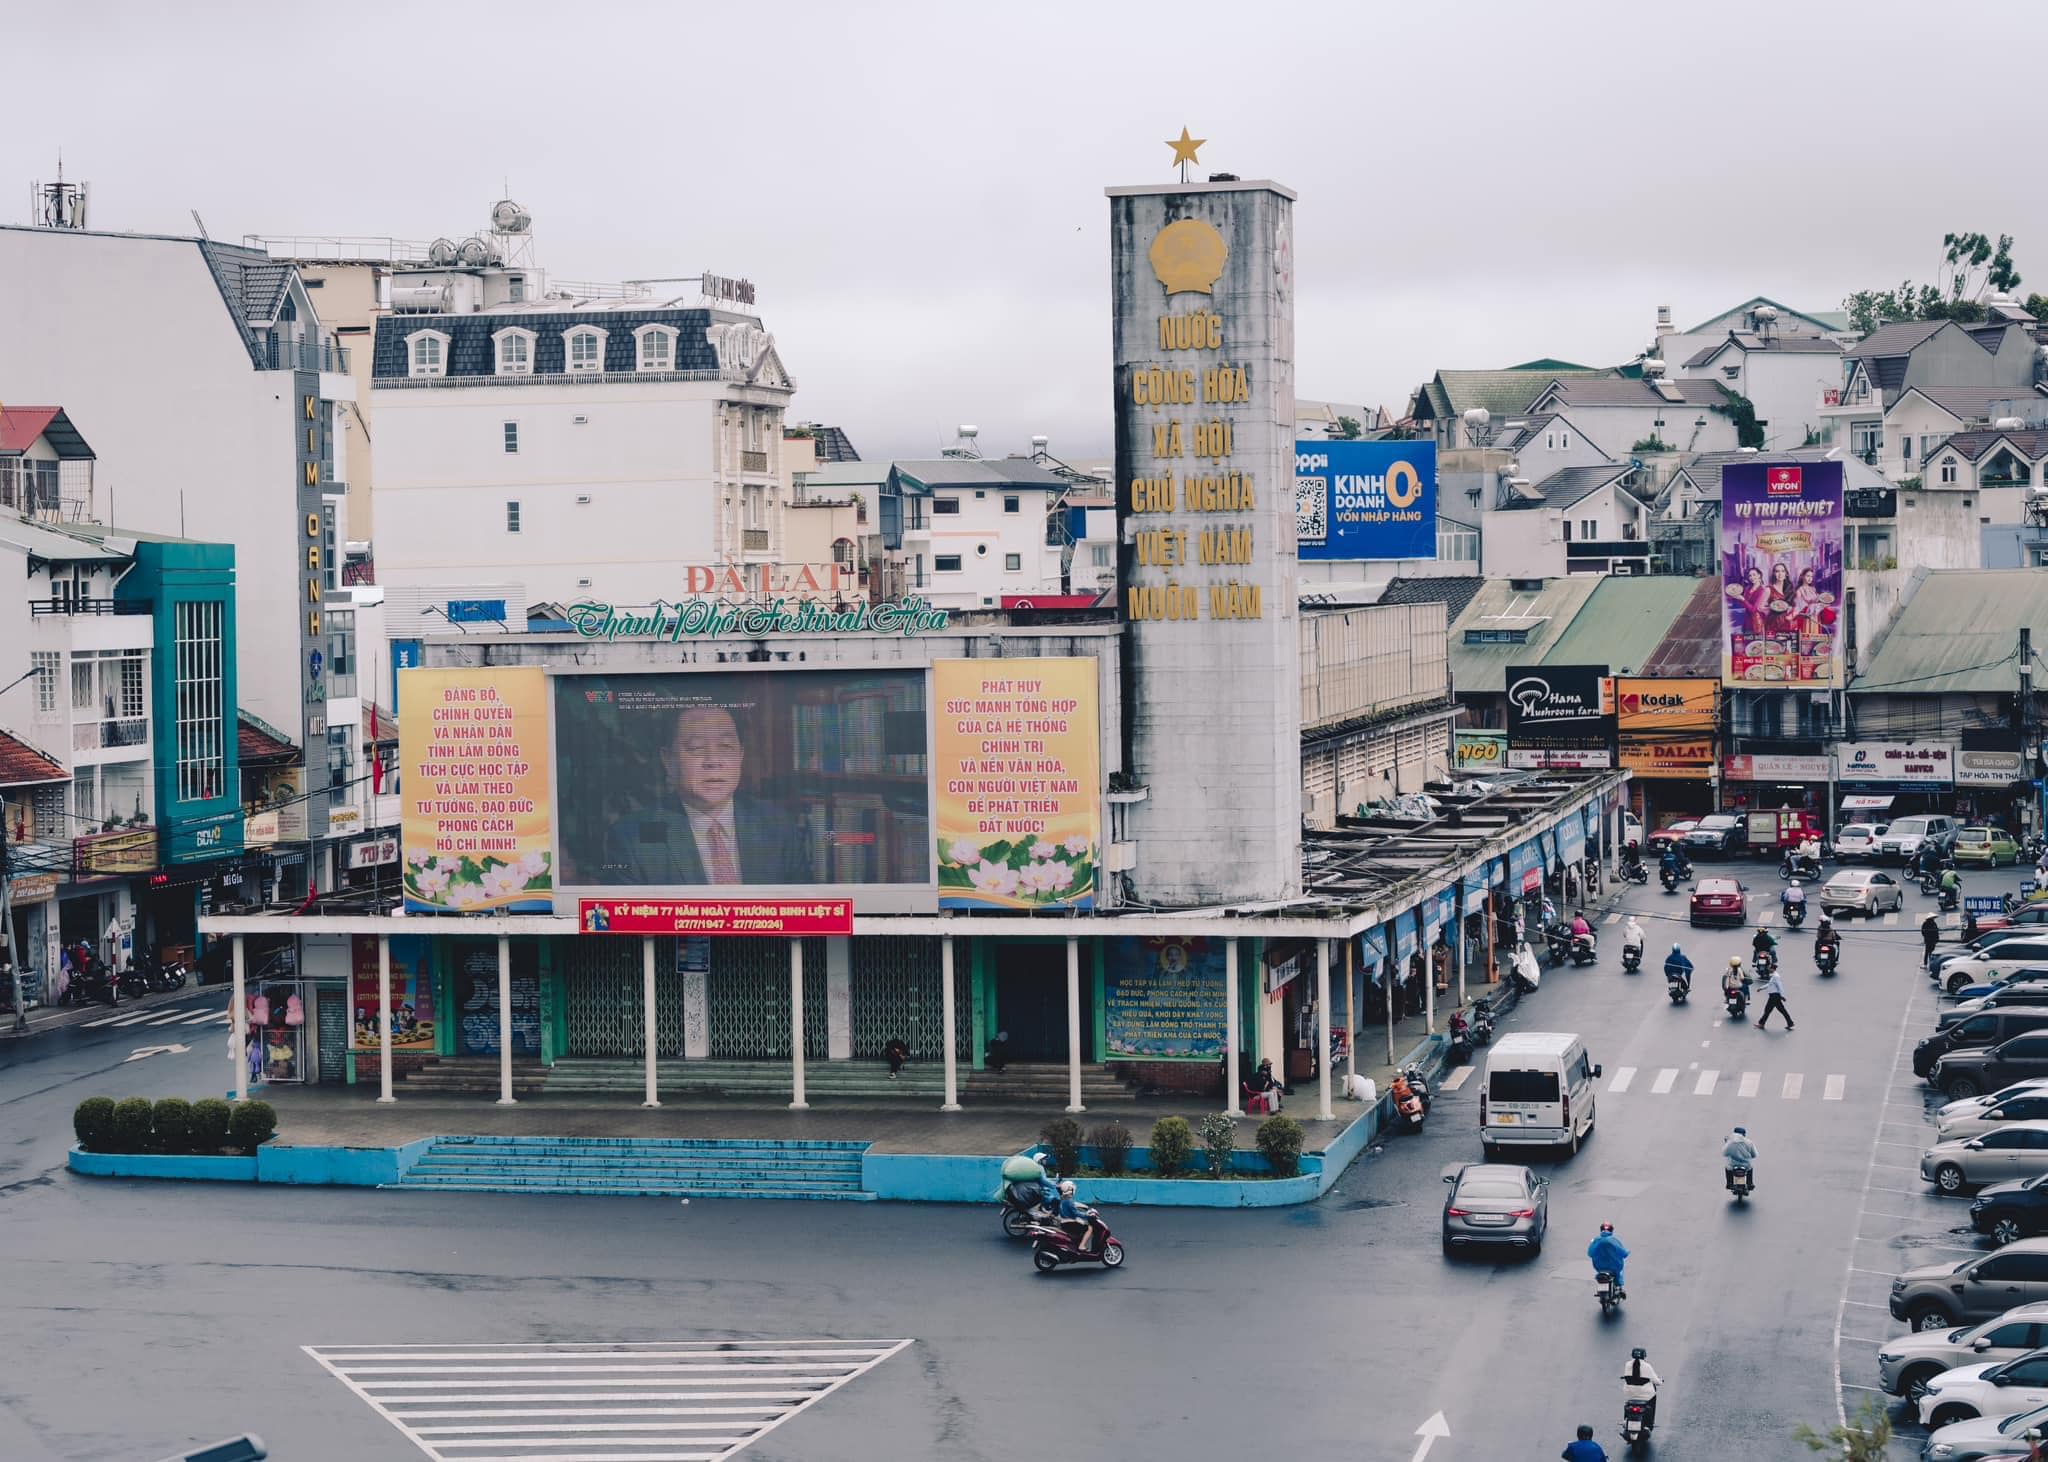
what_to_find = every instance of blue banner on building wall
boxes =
[1104,936,1227,1060]
[1294,440,1439,561]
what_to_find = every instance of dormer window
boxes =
[493,327,536,376]
[408,330,449,378]
[565,327,607,374]
[634,324,678,372]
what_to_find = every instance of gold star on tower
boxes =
[1166,127,1205,180]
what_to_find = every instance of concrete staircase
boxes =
[387,1134,874,1200]
[964,1062,1139,1104]
[395,1057,549,1096]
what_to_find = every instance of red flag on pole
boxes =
[370,703,384,794]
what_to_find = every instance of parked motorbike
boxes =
[62,962,113,1006]
[999,1180,1057,1239]
[1447,1014,1472,1066]
[1025,1212,1124,1271]
[1816,941,1840,977]
[1726,1165,1755,1203]
[114,967,148,1001]
[1398,1063,1432,1112]
[1545,924,1572,966]
[136,951,187,994]
[1570,931,1599,967]
[1621,943,1643,974]
[1620,1396,1655,1456]
[1470,1000,1496,1046]
[1390,1072,1427,1132]
[1597,1269,1624,1316]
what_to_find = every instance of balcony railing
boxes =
[74,718,149,751]
[263,336,351,373]
[29,598,151,616]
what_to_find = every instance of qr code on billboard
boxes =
[1296,475,1328,543]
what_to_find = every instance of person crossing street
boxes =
[1755,964,1795,1031]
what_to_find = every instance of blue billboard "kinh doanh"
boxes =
[1294,440,1438,561]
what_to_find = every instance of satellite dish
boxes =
[491,200,531,234]
[427,238,458,265]
[457,237,490,266]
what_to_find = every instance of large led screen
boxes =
[552,670,931,891]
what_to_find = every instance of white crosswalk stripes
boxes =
[1694,1069,1718,1096]
[1650,1068,1678,1094]
[1583,1068,1841,1102]
[1440,1066,1474,1091]
[1883,912,1900,927]
[306,1340,914,1462]
[1738,1071,1760,1098]
[1783,1073,1805,1100]
[1824,1074,1846,1101]
[77,1003,224,1029]
[1607,1066,1636,1094]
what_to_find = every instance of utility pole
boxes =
[2,810,23,1034]
[2022,627,2035,840]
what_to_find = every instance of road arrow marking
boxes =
[1412,1410,1450,1462]
[123,1043,191,1063]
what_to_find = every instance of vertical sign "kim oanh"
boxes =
[1108,178,1301,904]
[295,372,330,840]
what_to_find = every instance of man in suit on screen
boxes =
[604,705,804,885]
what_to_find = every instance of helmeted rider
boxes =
[1056,1178,1103,1254]
[1723,956,1747,999]
[1622,917,1645,955]
[1030,1151,1060,1212]
[1940,864,1962,900]
[1782,878,1807,912]
[1663,943,1693,995]
[1751,926,1778,971]
[1622,1347,1663,1428]
[1570,908,1592,941]
[1659,842,1684,879]
[1588,1221,1629,1297]
[1814,914,1841,958]
[1723,1125,1758,1190]
[1795,833,1822,878]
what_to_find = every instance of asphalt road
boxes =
[0,864,2006,1461]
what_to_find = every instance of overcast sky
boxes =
[9,0,2048,463]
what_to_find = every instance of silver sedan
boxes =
[1925,1121,2048,1194]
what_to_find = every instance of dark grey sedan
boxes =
[1442,1163,1548,1257]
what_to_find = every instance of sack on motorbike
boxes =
[1000,1154,1046,1184]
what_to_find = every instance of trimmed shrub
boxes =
[190,1098,232,1155]
[110,1097,154,1155]
[1089,1121,1133,1176]
[228,1100,278,1153]
[151,1098,194,1156]
[1150,1116,1195,1178]
[1197,1112,1237,1178]
[73,1097,116,1152]
[1256,1115,1306,1177]
[1038,1116,1083,1178]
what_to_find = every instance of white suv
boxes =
[1882,815,1957,864]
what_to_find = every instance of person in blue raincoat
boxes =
[1588,1221,1629,1297]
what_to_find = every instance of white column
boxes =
[681,950,709,1060]
[825,935,852,1061]
[1064,936,1084,1114]
[495,935,515,1105]
[1315,939,1333,1121]
[1343,939,1356,1081]
[1456,892,1468,1010]
[231,933,248,1103]
[1384,937,1396,1066]
[641,936,660,1108]
[376,933,395,1103]
[1425,923,1437,1033]
[789,938,808,1110]
[939,934,960,1112]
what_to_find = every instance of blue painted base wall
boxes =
[68,1149,256,1182]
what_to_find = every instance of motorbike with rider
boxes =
[1589,1221,1629,1307]
[1663,943,1693,1003]
[1781,877,1808,928]
[1814,915,1842,975]
[1723,1125,1758,1199]
[1620,1347,1663,1453]
[1722,956,1750,1017]
[1620,916,1645,973]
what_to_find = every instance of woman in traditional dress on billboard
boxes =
[1766,561,1797,635]
[1725,565,1772,636]
[1792,566,1831,637]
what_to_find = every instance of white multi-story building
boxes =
[877,454,1068,610]
[0,212,352,848]
[370,280,795,616]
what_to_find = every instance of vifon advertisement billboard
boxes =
[1721,461,1844,687]
[550,669,931,902]
[1293,440,1438,561]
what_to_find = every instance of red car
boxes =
[1689,877,1746,928]
[1649,819,1699,849]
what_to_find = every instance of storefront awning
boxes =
[1841,794,1895,811]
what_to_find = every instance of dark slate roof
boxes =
[1412,367,1612,423]
[1636,579,1725,678]
[1535,377,1729,409]
[1501,464,1633,511]
[1935,428,2048,463]
[373,309,719,380]
[1680,332,1844,368]
[1892,385,2048,423]
[1845,319,1947,360]
[793,423,860,462]
[892,456,1069,491]
[0,728,67,788]
[1375,575,1486,621]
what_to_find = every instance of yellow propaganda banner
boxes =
[398,666,554,913]
[933,658,1101,910]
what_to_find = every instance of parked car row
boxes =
[1646,810,2019,871]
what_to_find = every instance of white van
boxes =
[1481,1032,1601,1157]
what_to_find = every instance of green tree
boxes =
[1846,233,2025,333]
[1793,1395,1893,1460]
[1717,393,1767,450]
[2026,292,2048,320]
[1333,415,1362,440]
